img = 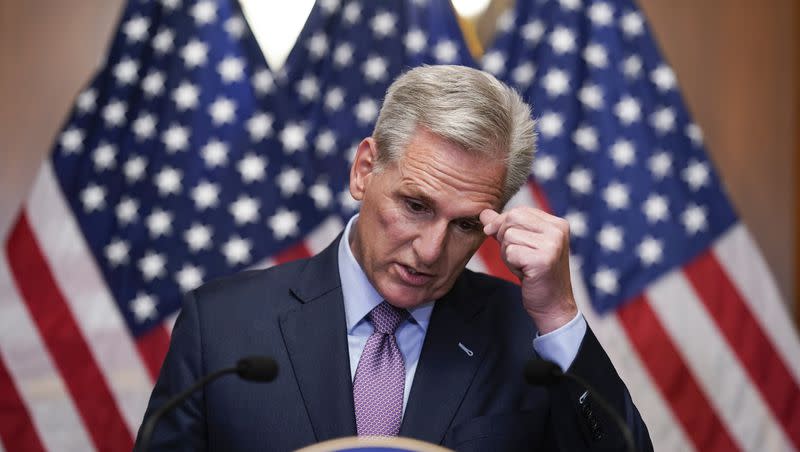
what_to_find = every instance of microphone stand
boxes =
[137,367,238,452]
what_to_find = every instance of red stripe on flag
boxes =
[684,251,800,447]
[0,351,45,452]
[273,241,312,265]
[5,214,134,451]
[136,324,171,381]
[476,238,519,284]
[617,295,740,451]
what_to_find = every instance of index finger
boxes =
[480,209,501,235]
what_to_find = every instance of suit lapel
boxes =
[279,236,357,442]
[399,274,490,444]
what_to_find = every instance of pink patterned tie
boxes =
[352,301,409,436]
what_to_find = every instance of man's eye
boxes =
[455,220,480,232]
[406,200,427,212]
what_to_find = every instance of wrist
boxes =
[528,301,578,335]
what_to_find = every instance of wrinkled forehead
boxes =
[393,136,506,206]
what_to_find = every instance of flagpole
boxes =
[454,12,484,60]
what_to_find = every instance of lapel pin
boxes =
[458,342,474,357]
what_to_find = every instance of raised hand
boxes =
[480,207,577,334]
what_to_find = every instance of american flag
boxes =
[0,0,797,451]
[476,0,800,450]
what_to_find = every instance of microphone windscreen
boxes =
[524,359,563,386]
[236,356,279,382]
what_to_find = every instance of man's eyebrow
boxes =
[402,189,483,224]
[403,189,435,206]
[457,215,483,227]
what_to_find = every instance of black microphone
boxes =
[525,359,636,452]
[136,356,279,452]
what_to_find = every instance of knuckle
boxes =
[554,217,570,234]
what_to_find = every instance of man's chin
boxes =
[379,283,433,310]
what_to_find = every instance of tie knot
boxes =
[368,301,409,334]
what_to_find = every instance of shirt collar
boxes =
[337,214,434,333]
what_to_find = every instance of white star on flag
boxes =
[162,124,190,152]
[279,123,308,153]
[371,11,396,37]
[190,181,220,210]
[154,167,182,196]
[116,197,139,225]
[549,27,576,54]
[222,236,252,266]
[124,155,147,182]
[405,29,427,53]
[217,56,245,83]
[237,154,268,183]
[184,223,213,252]
[277,167,305,197]
[103,100,127,127]
[152,28,174,54]
[60,127,85,153]
[201,139,229,168]
[105,239,130,266]
[93,144,117,171]
[138,251,167,281]
[80,184,106,212]
[643,194,670,223]
[246,112,273,140]
[181,39,209,67]
[637,236,664,266]
[268,208,301,240]
[123,16,149,42]
[190,1,217,26]
[130,293,158,323]
[229,196,260,225]
[141,71,165,97]
[146,209,173,238]
[176,264,204,292]
[307,33,329,60]
[208,97,237,125]
[592,267,619,295]
[172,81,200,110]
[132,113,157,140]
[648,152,672,179]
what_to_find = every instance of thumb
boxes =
[480,209,500,235]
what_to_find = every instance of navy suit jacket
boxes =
[137,237,652,451]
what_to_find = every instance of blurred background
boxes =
[1,0,796,320]
[0,2,798,451]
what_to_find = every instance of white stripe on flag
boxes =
[571,262,695,452]
[0,256,94,452]
[646,270,793,452]
[306,216,345,254]
[466,254,488,273]
[713,224,800,382]
[25,162,152,436]
[163,313,179,336]
[506,183,541,211]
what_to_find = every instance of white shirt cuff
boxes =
[532,311,586,372]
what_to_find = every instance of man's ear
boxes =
[349,137,378,201]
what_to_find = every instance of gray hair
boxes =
[372,65,536,204]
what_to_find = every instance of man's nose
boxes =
[413,221,448,266]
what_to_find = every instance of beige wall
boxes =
[0,0,125,238]
[0,1,796,310]
[636,0,797,310]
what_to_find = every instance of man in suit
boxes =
[137,65,653,451]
